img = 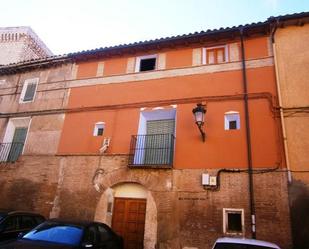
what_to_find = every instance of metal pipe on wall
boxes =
[270,19,292,183]
[239,27,256,239]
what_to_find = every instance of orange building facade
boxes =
[57,35,289,248]
[59,37,280,168]
[1,13,308,249]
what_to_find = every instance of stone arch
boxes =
[92,166,172,193]
[94,181,157,249]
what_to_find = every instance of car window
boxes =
[20,216,35,229]
[97,224,111,242]
[3,216,18,232]
[34,216,45,225]
[23,222,83,246]
[214,242,277,249]
[83,225,98,245]
[0,213,6,222]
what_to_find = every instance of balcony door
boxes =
[144,119,175,165]
[0,117,30,162]
[7,127,27,162]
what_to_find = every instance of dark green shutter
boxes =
[8,127,27,162]
[23,83,37,101]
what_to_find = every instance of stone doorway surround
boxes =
[94,182,157,249]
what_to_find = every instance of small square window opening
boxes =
[203,46,227,65]
[97,127,104,136]
[94,122,105,136]
[140,58,156,71]
[223,208,244,235]
[229,120,237,130]
[227,212,242,232]
[224,112,240,130]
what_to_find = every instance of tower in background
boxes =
[0,26,52,65]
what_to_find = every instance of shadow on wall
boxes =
[0,178,40,211]
[289,180,309,249]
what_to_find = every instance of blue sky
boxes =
[1,0,308,55]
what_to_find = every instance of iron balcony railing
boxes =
[0,142,24,163]
[128,134,175,167]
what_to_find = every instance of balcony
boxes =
[128,134,175,168]
[0,142,24,163]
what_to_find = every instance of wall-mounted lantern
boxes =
[192,103,206,142]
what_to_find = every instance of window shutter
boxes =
[146,119,175,135]
[8,127,27,162]
[144,119,175,164]
[12,127,27,143]
[207,51,215,64]
[217,49,224,63]
[23,82,37,101]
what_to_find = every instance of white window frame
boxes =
[202,45,228,65]
[135,54,157,72]
[134,108,176,164]
[224,111,240,130]
[0,117,31,161]
[93,122,105,136]
[19,78,39,103]
[223,208,245,235]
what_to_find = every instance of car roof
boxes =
[46,219,105,227]
[215,237,280,248]
[0,210,44,217]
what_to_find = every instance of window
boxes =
[129,108,176,166]
[223,208,244,235]
[34,216,45,224]
[135,55,157,72]
[0,117,31,162]
[214,242,278,249]
[20,78,39,103]
[0,79,6,85]
[3,216,18,232]
[23,223,83,246]
[203,46,228,65]
[20,216,35,229]
[93,122,105,136]
[224,111,240,130]
[97,225,111,242]
[83,226,98,245]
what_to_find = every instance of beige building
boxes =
[0,27,52,65]
[272,14,309,249]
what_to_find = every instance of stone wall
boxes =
[0,154,292,249]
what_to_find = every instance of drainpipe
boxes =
[239,27,256,239]
[270,18,292,183]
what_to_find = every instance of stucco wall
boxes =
[274,24,309,249]
[274,24,309,182]
[0,64,72,155]
[0,64,72,114]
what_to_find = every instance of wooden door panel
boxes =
[112,198,146,249]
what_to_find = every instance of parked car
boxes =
[0,210,45,242]
[0,219,123,249]
[212,237,281,249]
